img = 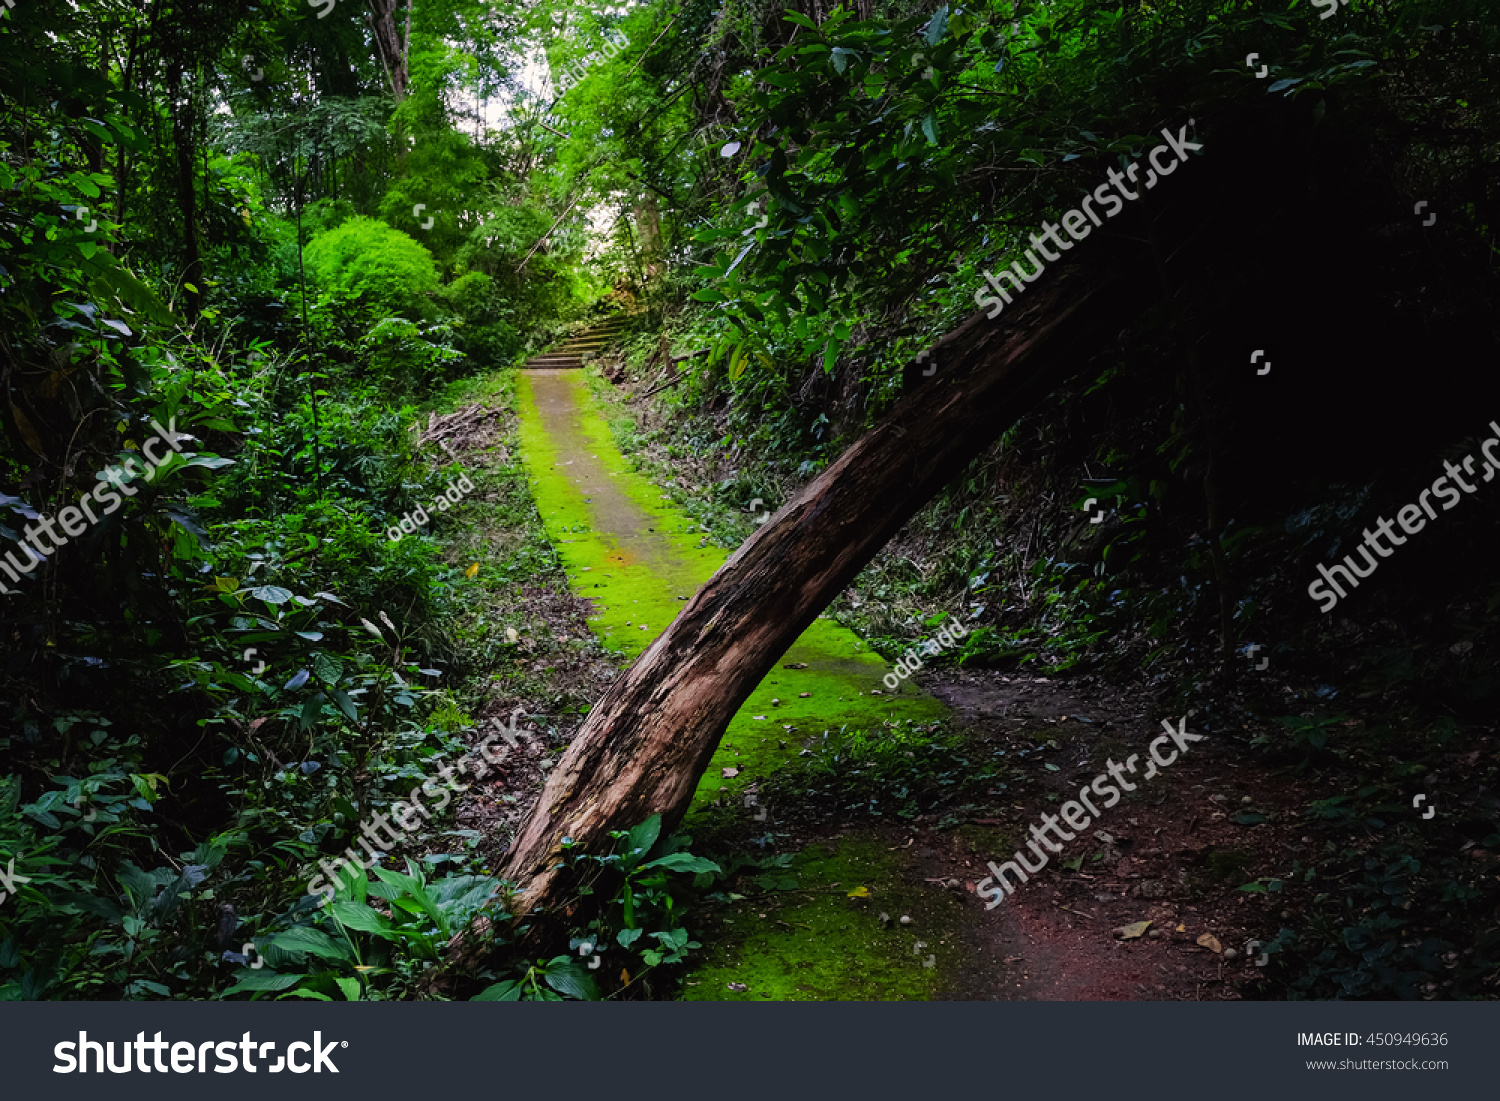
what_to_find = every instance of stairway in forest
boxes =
[520,314,634,370]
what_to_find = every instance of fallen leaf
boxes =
[1115,920,1152,940]
[620,969,630,984]
[10,402,45,457]
[1196,933,1223,954]
[1176,923,1186,933]
[721,767,740,778]
[465,562,479,577]
[847,886,871,899]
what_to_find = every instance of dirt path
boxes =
[912,670,1303,1000]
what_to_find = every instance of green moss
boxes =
[953,823,1015,858]
[681,836,962,1001]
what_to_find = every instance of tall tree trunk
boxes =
[368,0,411,103]
[631,193,667,280]
[497,251,1158,928]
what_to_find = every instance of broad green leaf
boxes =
[271,926,354,962]
[329,901,392,934]
[328,688,359,723]
[311,652,344,684]
[924,5,949,46]
[542,956,600,1001]
[921,110,940,146]
[624,814,662,865]
[222,970,304,995]
[642,853,722,874]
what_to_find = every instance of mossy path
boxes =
[515,367,960,999]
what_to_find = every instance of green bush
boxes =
[360,318,465,397]
[304,217,439,319]
[439,271,521,365]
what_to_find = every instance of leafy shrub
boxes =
[360,318,465,396]
[304,217,438,320]
[473,815,721,1001]
[438,271,521,364]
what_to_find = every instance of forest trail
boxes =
[515,365,962,998]
[511,361,1252,1002]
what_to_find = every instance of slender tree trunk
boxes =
[496,251,1158,928]
[167,61,202,325]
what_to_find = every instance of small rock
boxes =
[799,692,811,698]
[1138,879,1169,899]
[899,915,913,925]
[871,689,883,696]
[727,982,749,992]
[943,878,960,890]
[1148,929,1162,939]
[771,698,781,706]
[1240,795,1253,804]
[1222,947,1239,960]
[1209,794,1226,803]
[1094,830,1116,844]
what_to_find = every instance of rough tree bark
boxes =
[496,249,1161,926]
[368,0,412,103]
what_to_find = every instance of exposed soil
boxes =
[916,669,1310,1000]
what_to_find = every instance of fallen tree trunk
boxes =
[497,250,1161,923]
